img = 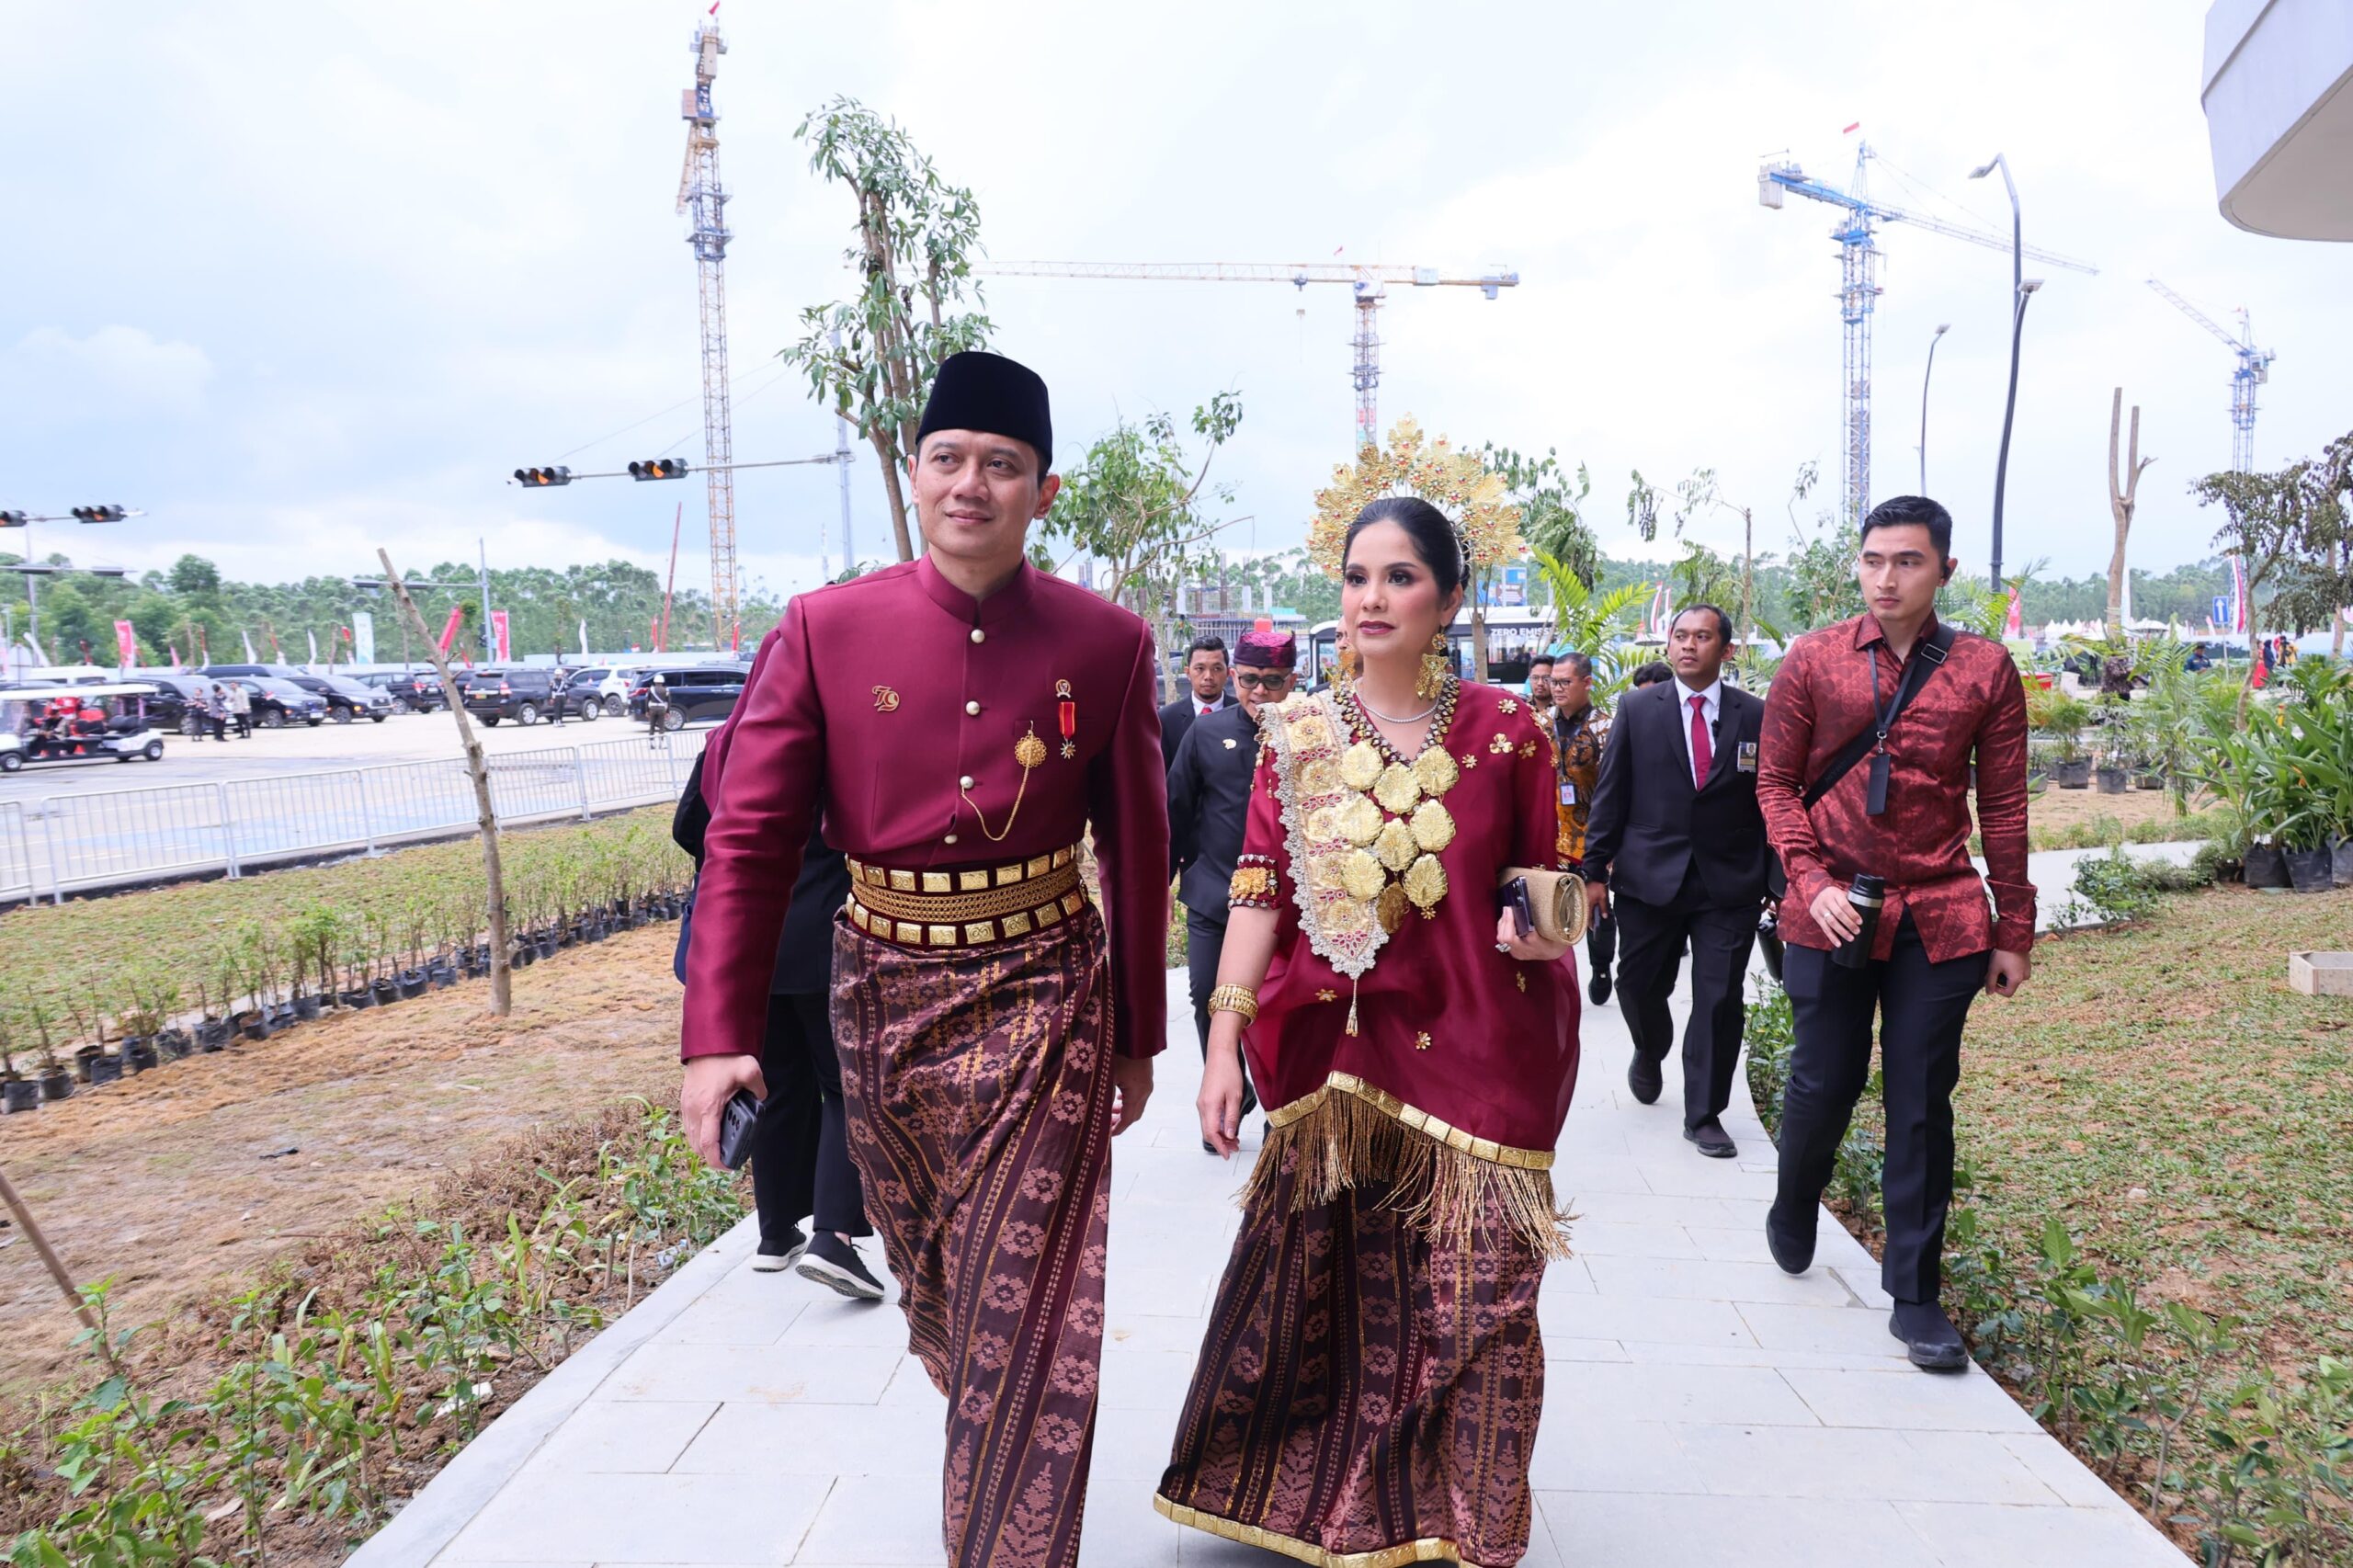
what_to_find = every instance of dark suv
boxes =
[628,665,749,730]
[199,663,390,723]
[365,669,446,712]
[460,667,601,726]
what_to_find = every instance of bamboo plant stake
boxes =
[378,549,513,1017]
[0,1165,119,1372]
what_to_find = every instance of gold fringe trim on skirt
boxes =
[1154,1493,1476,1568]
[1245,1073,1574,1259]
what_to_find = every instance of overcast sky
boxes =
[5,0,2347,609]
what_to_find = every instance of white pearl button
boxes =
[944,833,959,845]
[965,700,982,716]
[959,775,974,790]
[970,628,986,644]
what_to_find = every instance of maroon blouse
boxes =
[1233,682,1580,1160]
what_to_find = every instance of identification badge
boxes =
[1559,782,1577,806]
[1736,741,1758,773]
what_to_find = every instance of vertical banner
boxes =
[436,604,465,653]
[352,610,375,665]
[579,617,589,657]
[491,609,511,663]
[242,629,259,661]
[307,628,320,665]
[114,619,137,669]
[2004,586,2023,639]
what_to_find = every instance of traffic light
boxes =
[0,510,26,528]
[70,505,129,522]
[628,458,691,481]
[513,466,573,487]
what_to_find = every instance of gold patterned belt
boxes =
[844,846,1086,949]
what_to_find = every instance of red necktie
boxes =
[1200,703,1213,717]
[1688,694,1711,789]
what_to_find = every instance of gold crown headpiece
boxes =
[1307,416,1523,580]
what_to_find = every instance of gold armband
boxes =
[1207,983,1260,1023]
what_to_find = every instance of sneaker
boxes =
[798,1232,886,1302]
[1587,967,1612,1006]
[751,1226,808,1273]
[1683,1119,1737,1159]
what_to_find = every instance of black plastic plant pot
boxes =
[2285,846,2335,893]
[292,994,324,1022]
[72,1049,102,1084]
[397,971,429,1001]
[87,1055,124,1087]
[238,1012,274,1042]
[427,961,457,989]
[157,1029,191,1059]
[370,978,401,1006]
[583,922,608,944]
[514,946,536,969]
[2050,759,2092,790]
[2133,771,2165,790]
[536,937,559,960]
[2095,766,2130,795]
[2334,837,2353,889]
[557,928,578,949]
[197,1020,232,1051]
[340,986,375,1011]
[2242,842,2290,890]
[127,1041,159,1072]
[38,1072,73,1102]
[1,1081,37,1114]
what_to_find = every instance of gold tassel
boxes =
[1345,978,1360,1037]
[1242,1085,1573,1259]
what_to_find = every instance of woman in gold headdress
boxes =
[1156,479,1583,1568]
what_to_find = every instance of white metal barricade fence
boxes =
[5,731,706,903]
[0,801,32,903]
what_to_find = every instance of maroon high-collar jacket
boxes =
[681,555,1169,1062]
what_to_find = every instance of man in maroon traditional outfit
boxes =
[679,351,1167,1568]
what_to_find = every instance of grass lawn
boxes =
[1958,882,2353,1372]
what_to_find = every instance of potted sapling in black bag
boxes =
[0,1000,39,1114]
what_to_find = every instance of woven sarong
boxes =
[1157,1153,1548,1568]
[833,907,1115,1568]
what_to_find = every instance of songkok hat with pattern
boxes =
[916,351,1053,472]
[1233,617,1297,670]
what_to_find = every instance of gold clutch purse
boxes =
[1498,867,1587,946]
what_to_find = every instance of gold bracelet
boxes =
[1207,983,1259,1023]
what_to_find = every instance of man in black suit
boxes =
[1167,623,1296,1148]
[1158,634,1233,770]
[1582,605,1769,1158]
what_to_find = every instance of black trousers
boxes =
[750,989,869,1244]
[1611,868,1757,1131]
[1773,919,1984,1303]
[1186,909,1256,1117]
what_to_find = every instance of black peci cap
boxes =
[915,351,1052,472]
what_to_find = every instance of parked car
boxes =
[627,665,750,730]
[288,671,395,723]
[559,666,635,720]
[460,666,600,726]
[233,676,329,728]
[371,669,448,712]
[123,672,210,734]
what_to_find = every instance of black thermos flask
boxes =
[1830,873,1885,969]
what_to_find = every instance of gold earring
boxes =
[1334,645,1358,691]
[1416,631,1449,700]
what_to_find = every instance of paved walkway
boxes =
[354,957,2186,1568]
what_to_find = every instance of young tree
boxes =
[1040,393,1245,700]
[1482,445,1597,590]
[779,97,991,563]
[1530,547,1645,699]
[2190,462,2311,719]
[2106,388,2154,633]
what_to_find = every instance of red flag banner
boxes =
[114,619,137,668]
[436,604,465,653]
[490,609,511,663]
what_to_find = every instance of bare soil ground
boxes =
[0,926,683,1401]
[2026,778,2187,839]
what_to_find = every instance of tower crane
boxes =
[1759,141,2097,528]
[980,260,1519,453]
[676,17,737,650]
[2145,278,2274,473]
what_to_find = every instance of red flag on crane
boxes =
[1842,122,1861,134]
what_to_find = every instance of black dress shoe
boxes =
[1683,1119,1736,1158]
[1588,967,1612,1006]
[1889,1300,1969,1372]
[1765,1205,1815,1275]
[1626,1053,1664,1105]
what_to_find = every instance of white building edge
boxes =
[2203,0,2353,239]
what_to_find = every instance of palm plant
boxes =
[1531,546,1647,703]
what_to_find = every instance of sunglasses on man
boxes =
[1233,672,1293,690]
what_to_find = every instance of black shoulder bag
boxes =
[1757,623,1958,979]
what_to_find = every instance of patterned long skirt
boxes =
[833,908,1116,1568]
[1157,1161,1549,1568]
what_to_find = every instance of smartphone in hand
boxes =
[718,1089,764,1170]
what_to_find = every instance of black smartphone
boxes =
[1497,877,1534,938]
[718,1089,764,1170]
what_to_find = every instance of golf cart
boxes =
[0,683,171,771]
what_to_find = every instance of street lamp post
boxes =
[1918,323,1950,495]
[1969,153,2023,592]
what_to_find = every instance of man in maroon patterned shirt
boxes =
[1756,495,2034,1372]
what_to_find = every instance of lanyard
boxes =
[1865,642,1922,816]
